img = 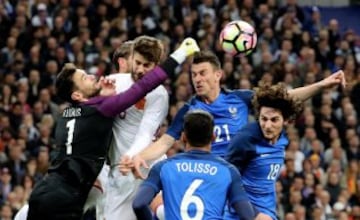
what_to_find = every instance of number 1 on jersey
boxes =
[66,119,75,155]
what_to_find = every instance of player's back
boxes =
[157,150,238,220]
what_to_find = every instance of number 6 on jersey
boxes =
[180,179,205,220]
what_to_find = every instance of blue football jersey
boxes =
[225,122,288,220]
[167,89,253,157]
[142,150,249,220]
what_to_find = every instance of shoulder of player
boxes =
[109,74,133,90]
[229,122,261,150]
[222,88,254,99]
[149,157,174,173]
[146,85,168,97]
[107,73,131,80]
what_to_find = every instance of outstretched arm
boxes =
[288,70,346,101]
[139,134,175,161]
[137,103,189,161]
[86,37,200,117]
[87,61,173,117]
[120,134,175,179]
[120,103,189,178]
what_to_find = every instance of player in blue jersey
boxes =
[120,50,345,176]
[225,83,304,220]
[132,110,271,220]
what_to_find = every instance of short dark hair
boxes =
[183,110,214,147]
[192,50,221,70]
[252,83,304,120]
[133,36,162,64]
[56,63,77,103]
[112,40,133,70]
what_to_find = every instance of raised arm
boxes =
[86,37,200,117]
[288,70,345,101]
[87,60,174,117]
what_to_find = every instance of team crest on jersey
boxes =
[228,106,237,118]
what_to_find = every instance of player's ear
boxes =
[215,69,223,82]
[211,133,216,142]
[118,58,125,71]
[180,132,187,144]
[71,91,83,102]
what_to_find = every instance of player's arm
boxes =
[126,88,169,157]
[226,126,256,172]
[228,166,272,220]
[227,166,258,219]
[87,38,200,117]
[132,163,162,220]
[87,60,174,117]
[288,70,346,101]
[140,103,189,160]
[132,185,157,220]
[234,89,254,109]
[120,104,189,178]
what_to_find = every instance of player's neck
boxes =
[266,135,281,145]
[201,88,220,104]
[186,145,211,152]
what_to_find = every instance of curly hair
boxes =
[252,83,304,120]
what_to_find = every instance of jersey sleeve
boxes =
[141,161,164,193]
[226,129,257,173]
[227,165,250,204]
[234,89,254,109]
[85,66,167,117]
[126,87,169,157]
[132,185,157,220]
[165,103,190,139]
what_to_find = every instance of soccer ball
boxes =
[219,20,257,56]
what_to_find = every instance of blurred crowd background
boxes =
[0,0,360,219]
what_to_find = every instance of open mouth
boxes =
[195,85,203,90]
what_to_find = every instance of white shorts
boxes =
[104,155,167,220]
[104,167,143,220]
